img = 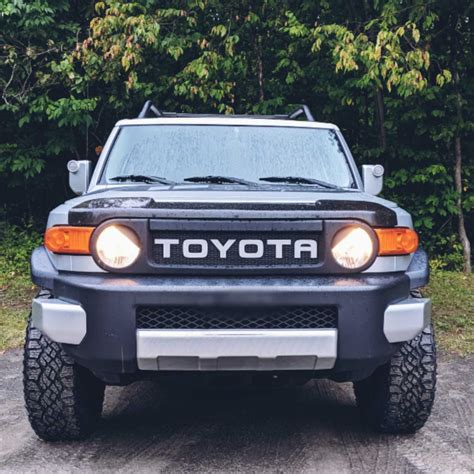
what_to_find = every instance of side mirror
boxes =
[67,160,91,195]
[362,164,384,196]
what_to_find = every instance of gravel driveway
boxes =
[0,349,472,473]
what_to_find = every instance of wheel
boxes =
[354,323,436,434]
[23,312,105,441]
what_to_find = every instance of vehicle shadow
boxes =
[82,376,376,470]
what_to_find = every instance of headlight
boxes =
[94,225,140,269]
[331,226,374,269]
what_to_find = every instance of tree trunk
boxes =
[449,12,471,272]
[453,68,471,273]
[256,36,264,102]
[374,88,386,152]
[454,133,471,273]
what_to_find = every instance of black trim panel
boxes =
[149,219,323,231]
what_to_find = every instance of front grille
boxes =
[136,306,337,330]
[151,230,319,267]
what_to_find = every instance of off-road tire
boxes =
[354,321,436,434]
[23,313,105,441]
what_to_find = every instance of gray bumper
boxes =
[383,297,431,343]
[136,329,338,371]
[32,298,86,345]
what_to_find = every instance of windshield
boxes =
[103,125,354,187]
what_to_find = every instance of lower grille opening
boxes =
[136,306,337,330]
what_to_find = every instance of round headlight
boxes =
[94,225,140,269]
[331,226,374,269]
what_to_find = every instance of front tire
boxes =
[23,315,105,441]
[354,324,436,434]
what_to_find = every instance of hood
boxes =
[64,186,399,227]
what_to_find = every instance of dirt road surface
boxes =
[0,349,472,473]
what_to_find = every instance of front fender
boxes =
[30,246,58,290]
[406,249,429,289]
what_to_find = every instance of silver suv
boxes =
[25,103,435,441]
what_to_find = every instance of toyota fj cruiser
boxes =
[25,102,436,441]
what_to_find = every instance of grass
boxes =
[424,271,473,356]
[0,247,472,355]
[0,270,36,352]
[0,224,41,353]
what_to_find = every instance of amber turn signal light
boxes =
[375,228,419,256]
[44,226,94,255]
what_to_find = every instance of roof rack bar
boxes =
[137,101,316,121]
[288,105,315,122]
[138,100,163,118]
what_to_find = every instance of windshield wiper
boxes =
[259,176,339,189]
[184,175,254,185]
[110,174,174,185]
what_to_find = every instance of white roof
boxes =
[116,117,339,130]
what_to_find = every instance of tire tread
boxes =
[354,323,436,434]
[23,296,104,441]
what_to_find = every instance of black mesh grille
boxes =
[151,231,319,267]
[136,306,337,330]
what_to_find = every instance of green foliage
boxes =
[0,224,42,276]
[0,0,472,267]
[310,12,433,96]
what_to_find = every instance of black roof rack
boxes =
[287,104,315,122]
[137,100,315,122]
[138,100,162,118]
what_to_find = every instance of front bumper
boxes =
[31,246,430,379]
[32,295,429,373]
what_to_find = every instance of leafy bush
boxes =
[0,224,42,277]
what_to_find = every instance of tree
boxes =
[0,0,95,219]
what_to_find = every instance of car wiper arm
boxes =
[259,176,339,189]
[184,175,254,185]
[110,175,174,185]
